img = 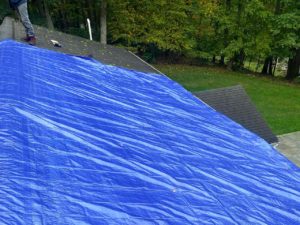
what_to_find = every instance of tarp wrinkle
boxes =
[0,40,300,225]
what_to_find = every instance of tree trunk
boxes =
[273,57,278,76]
[220,55,225,65]
[268,56,273,75]
[260,4,280,76]
[228,50,245,70]
[262,58,268,74]
[221,0,231,65]
[238,50,245,68]
[275,0,281,14]
[100,0,107,44]
[60,0,67,30]
[261,56,272,75]
[286,49,300,80]
[36,0,45,16]
[227,57,235,70]
[248,58,252,69]
[212,55,216,64]
[255,59,260,72]
[86,0,95,30]
[43,0,54,30]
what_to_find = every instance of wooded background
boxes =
[0,0,299,80]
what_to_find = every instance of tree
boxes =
[108,0,194,60]
[286,49,300,80]
[26,0,299,77]
[193,0,271,70]
[100,0,107,44]
[43,0,54,30]
[262,0,300,79]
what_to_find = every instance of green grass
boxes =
[156,64,300,135]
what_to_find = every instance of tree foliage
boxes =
[4,0,299,79]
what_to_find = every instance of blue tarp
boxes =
[0,40,300,224]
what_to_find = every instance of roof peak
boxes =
[0,17,160,74]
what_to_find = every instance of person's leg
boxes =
[17,2,35,37]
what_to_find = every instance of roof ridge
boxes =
[0,16,160,74]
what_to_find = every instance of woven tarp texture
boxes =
[0,40,300,225]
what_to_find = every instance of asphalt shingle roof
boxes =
[195,85,278,143]
[0,17,160,74]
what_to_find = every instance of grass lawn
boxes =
[156,64,300,135]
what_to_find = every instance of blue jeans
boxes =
[17,2,35,37]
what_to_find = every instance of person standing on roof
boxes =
[9,0,36,45]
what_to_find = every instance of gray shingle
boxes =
[194,85,278,143]
[0,17,161,74]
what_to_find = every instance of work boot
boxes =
[22,35,31,42]
[28,36,37,46]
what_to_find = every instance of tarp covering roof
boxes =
[0,40,300,225]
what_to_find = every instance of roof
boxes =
[194,85,278,143]
[1,40,300,224]
[0,17,160,74]
[0,17,278,144]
